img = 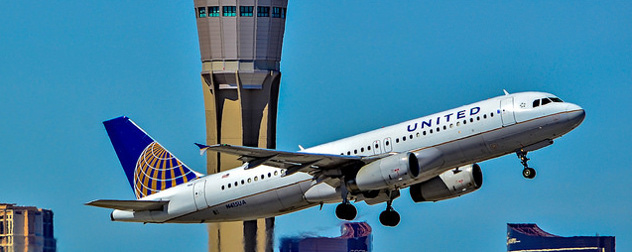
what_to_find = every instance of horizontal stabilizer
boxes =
[85,199,169,211]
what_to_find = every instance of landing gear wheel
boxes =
[335,203,357,221]
[379,208,400,227]
[516,150,536,179]
[522,167,536,179]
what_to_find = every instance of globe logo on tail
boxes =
[134,142,198,199]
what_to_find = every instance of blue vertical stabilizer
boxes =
[103,116,201,199]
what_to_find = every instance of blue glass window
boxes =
[240,6,254,17]
[209,6,220,17]
[281,8,287,19]
[197,7,207,18]
[272,7,281,18]
[257,6,270,17]
[223,6,236,17]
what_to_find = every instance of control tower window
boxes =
[240,6,254,17]
[272,7,282,18]
[209,6,220,17]
[223,6,236,17]
[197,7,207,18]
[257,6,270,17]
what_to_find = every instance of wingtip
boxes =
[195,143,210,156]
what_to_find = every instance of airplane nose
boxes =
[565,103,586,127]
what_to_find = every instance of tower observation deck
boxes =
[193,1,288,251]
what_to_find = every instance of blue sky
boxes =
[1,1,631,251]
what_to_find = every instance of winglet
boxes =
[298,145,305,151]
[503,89,510,95]
[196,143,210,156]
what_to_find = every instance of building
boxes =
[0,204,56,252]
[193,0,288,251]
[279,222,372,252]
[507,223,614,252]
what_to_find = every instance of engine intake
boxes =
[410,163,482,202]
[353,152,420,191]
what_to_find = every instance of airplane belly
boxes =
[276,180,312,210]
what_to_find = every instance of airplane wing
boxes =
[85,199,169,211]
[196,143,392,178]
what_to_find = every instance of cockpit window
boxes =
[533,97,563,108]
[550,97,563,103]
[541,98,552,105]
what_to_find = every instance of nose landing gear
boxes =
[516,150,536,179]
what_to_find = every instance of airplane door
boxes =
[193,180,207,210]
[383,137,393,152]
[373,140,382,155]
[500,98,516,127]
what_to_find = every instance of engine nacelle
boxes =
[410,163,483,202]
[353,152,420,191]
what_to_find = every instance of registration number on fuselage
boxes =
[225,200,247,209]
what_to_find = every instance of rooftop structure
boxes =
[279,222,373,252]
[507,223,614,252]
[0,203,56,252]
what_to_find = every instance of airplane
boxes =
[86,91,585,226]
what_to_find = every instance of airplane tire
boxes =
[379,209,400,227]
[335,203,357,220]
[522,168,536,179]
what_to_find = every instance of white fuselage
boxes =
[111,92,585,223]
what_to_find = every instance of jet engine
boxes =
[410,164,482,202]
[352,152,420,191]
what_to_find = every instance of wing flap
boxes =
[85,199,169,211]
[197,144,365,174]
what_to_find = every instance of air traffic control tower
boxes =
[193,1,288,252]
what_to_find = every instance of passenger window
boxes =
[490,112,494,117]
[274,171,278,176]
[347,151,351,155]
[483,114,487,119]
[385,141,390,146]
[234,182,238,186]
[248,178,252,183]
[416,132,420,137]
[354,150,358,154]
[430,129,433,133]
[368,146,371,151]
[436,127,440,132]
[410,134,413,139]
[396,138,399,143]
[403,136,406,141]
[477,116,480,121]
[423,131,427,135]
[361,147,364,152]
[268,172,271,178]
[228,183,231,188]
[261,174,265,179]
[470,118,474,123]
[254,176,258,181]
[221,185,225,190]
[533,99,540,108]
[241,180,245,185]
[443,125,447,130]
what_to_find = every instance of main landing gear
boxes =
[516,150,536,179]
[379,190,400,227]
[335,182,357,221]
